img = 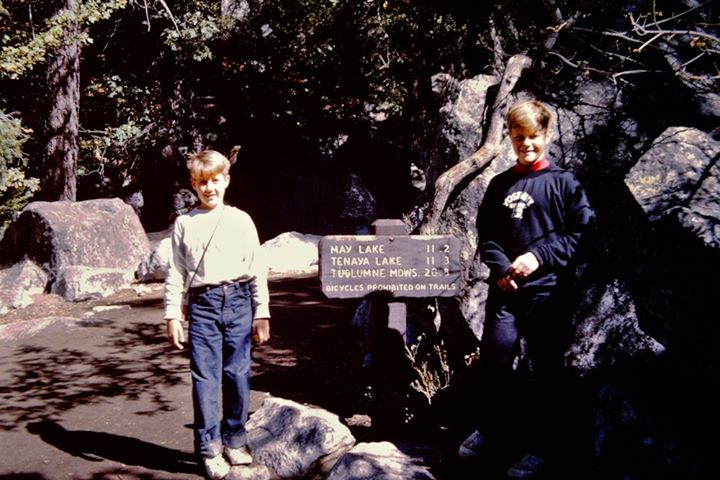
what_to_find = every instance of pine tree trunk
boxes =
[44,0,80,201]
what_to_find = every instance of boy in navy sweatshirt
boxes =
[459,100,594,478]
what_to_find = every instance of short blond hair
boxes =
[507,100,553,134]
[186,150,230,179]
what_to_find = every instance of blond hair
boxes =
[507,100,554,134]
[186,150,231,179]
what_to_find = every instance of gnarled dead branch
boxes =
[418,53,532,234]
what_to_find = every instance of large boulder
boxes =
[0,198,149,301]
[51,266,134,302]
[134,229,172,283]
[0,258,48,314]
[326,441,436,480]
[566,279,666,374]
[625,126,720,248]
[262,231,321,277]
[246,397,355,479]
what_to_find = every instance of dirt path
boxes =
[0,275,510,479]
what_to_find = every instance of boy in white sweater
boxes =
[164,149,270,480]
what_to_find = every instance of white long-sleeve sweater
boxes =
[163,204,270,320]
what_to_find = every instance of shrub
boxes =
[0,110,39,236]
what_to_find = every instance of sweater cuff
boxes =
[254,305,271,320]
[165,305,183,321]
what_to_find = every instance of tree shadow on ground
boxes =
[0,470,194,480]
[26,420,198,476]
[250,276,365,418]
[0,310,188,431]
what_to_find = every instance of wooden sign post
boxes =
[319,219,461,343]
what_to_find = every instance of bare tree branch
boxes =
[652,0,713,27]
[142,0,151,32]
[568,2,720,87]
[157,0,180,33]
[418,54,532,234]
[489,20,505,76]
[541,0,564,49]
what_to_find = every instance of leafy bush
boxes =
[0,110,39,235]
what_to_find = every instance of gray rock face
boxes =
[0,258,48,314]
[436,73,498,161]
[625,126,720,248]
[51,265,133,302]
[0,198,149,301]
[134,231,172,283]
[567,280,666,374]
[1,198,149,275]
[325,441,436,480]
[262,231,321,277]
[246,397,356,479]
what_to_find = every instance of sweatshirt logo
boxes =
[503,191,534,219]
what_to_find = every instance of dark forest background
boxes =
[2,0,717,239]
[2,3,720,478]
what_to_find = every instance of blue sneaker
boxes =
[458,430,487,458]
[506,453,544,478]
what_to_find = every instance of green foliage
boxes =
[0,110,27,165]
[0,110,39,234]
[202,0,472,156]
[162,6,230,62]
[1,0,474,195]
[79,120,144,190]
[2,0,713,226]
[0,0,128,79]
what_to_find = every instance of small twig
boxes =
[681,51,707,69]
[637,27,720,45]
[547,51,607,75]
[143,0,151,32]
[611,69,659,81]
[652,0,714,27]
[157,0,180,33]
[28,5,35,39]
[635,31,664,52]
[586,43,644,66]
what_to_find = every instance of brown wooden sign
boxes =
[319,235,461,299]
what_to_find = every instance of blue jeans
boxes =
[187,282,253,458]
[477,285,571,454]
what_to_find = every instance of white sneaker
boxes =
[458,429,487,458]
[203,454,231,480]
[506,453,545,478]
[224,445,252,465]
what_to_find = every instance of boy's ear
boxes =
[225,174,231,186]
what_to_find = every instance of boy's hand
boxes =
[252,318,271,345]
[497,274,519,292]
[508,252,539,280]
[166,318,186,350]
[498,252,540,292]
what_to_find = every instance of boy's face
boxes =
[510,125,550,166]
[191,172,229,210]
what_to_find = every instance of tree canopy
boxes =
[0,0,717,233]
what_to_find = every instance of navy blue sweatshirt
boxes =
[477,161,594,290]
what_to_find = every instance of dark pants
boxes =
[187,282,253,458]
[477,285,571,455]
